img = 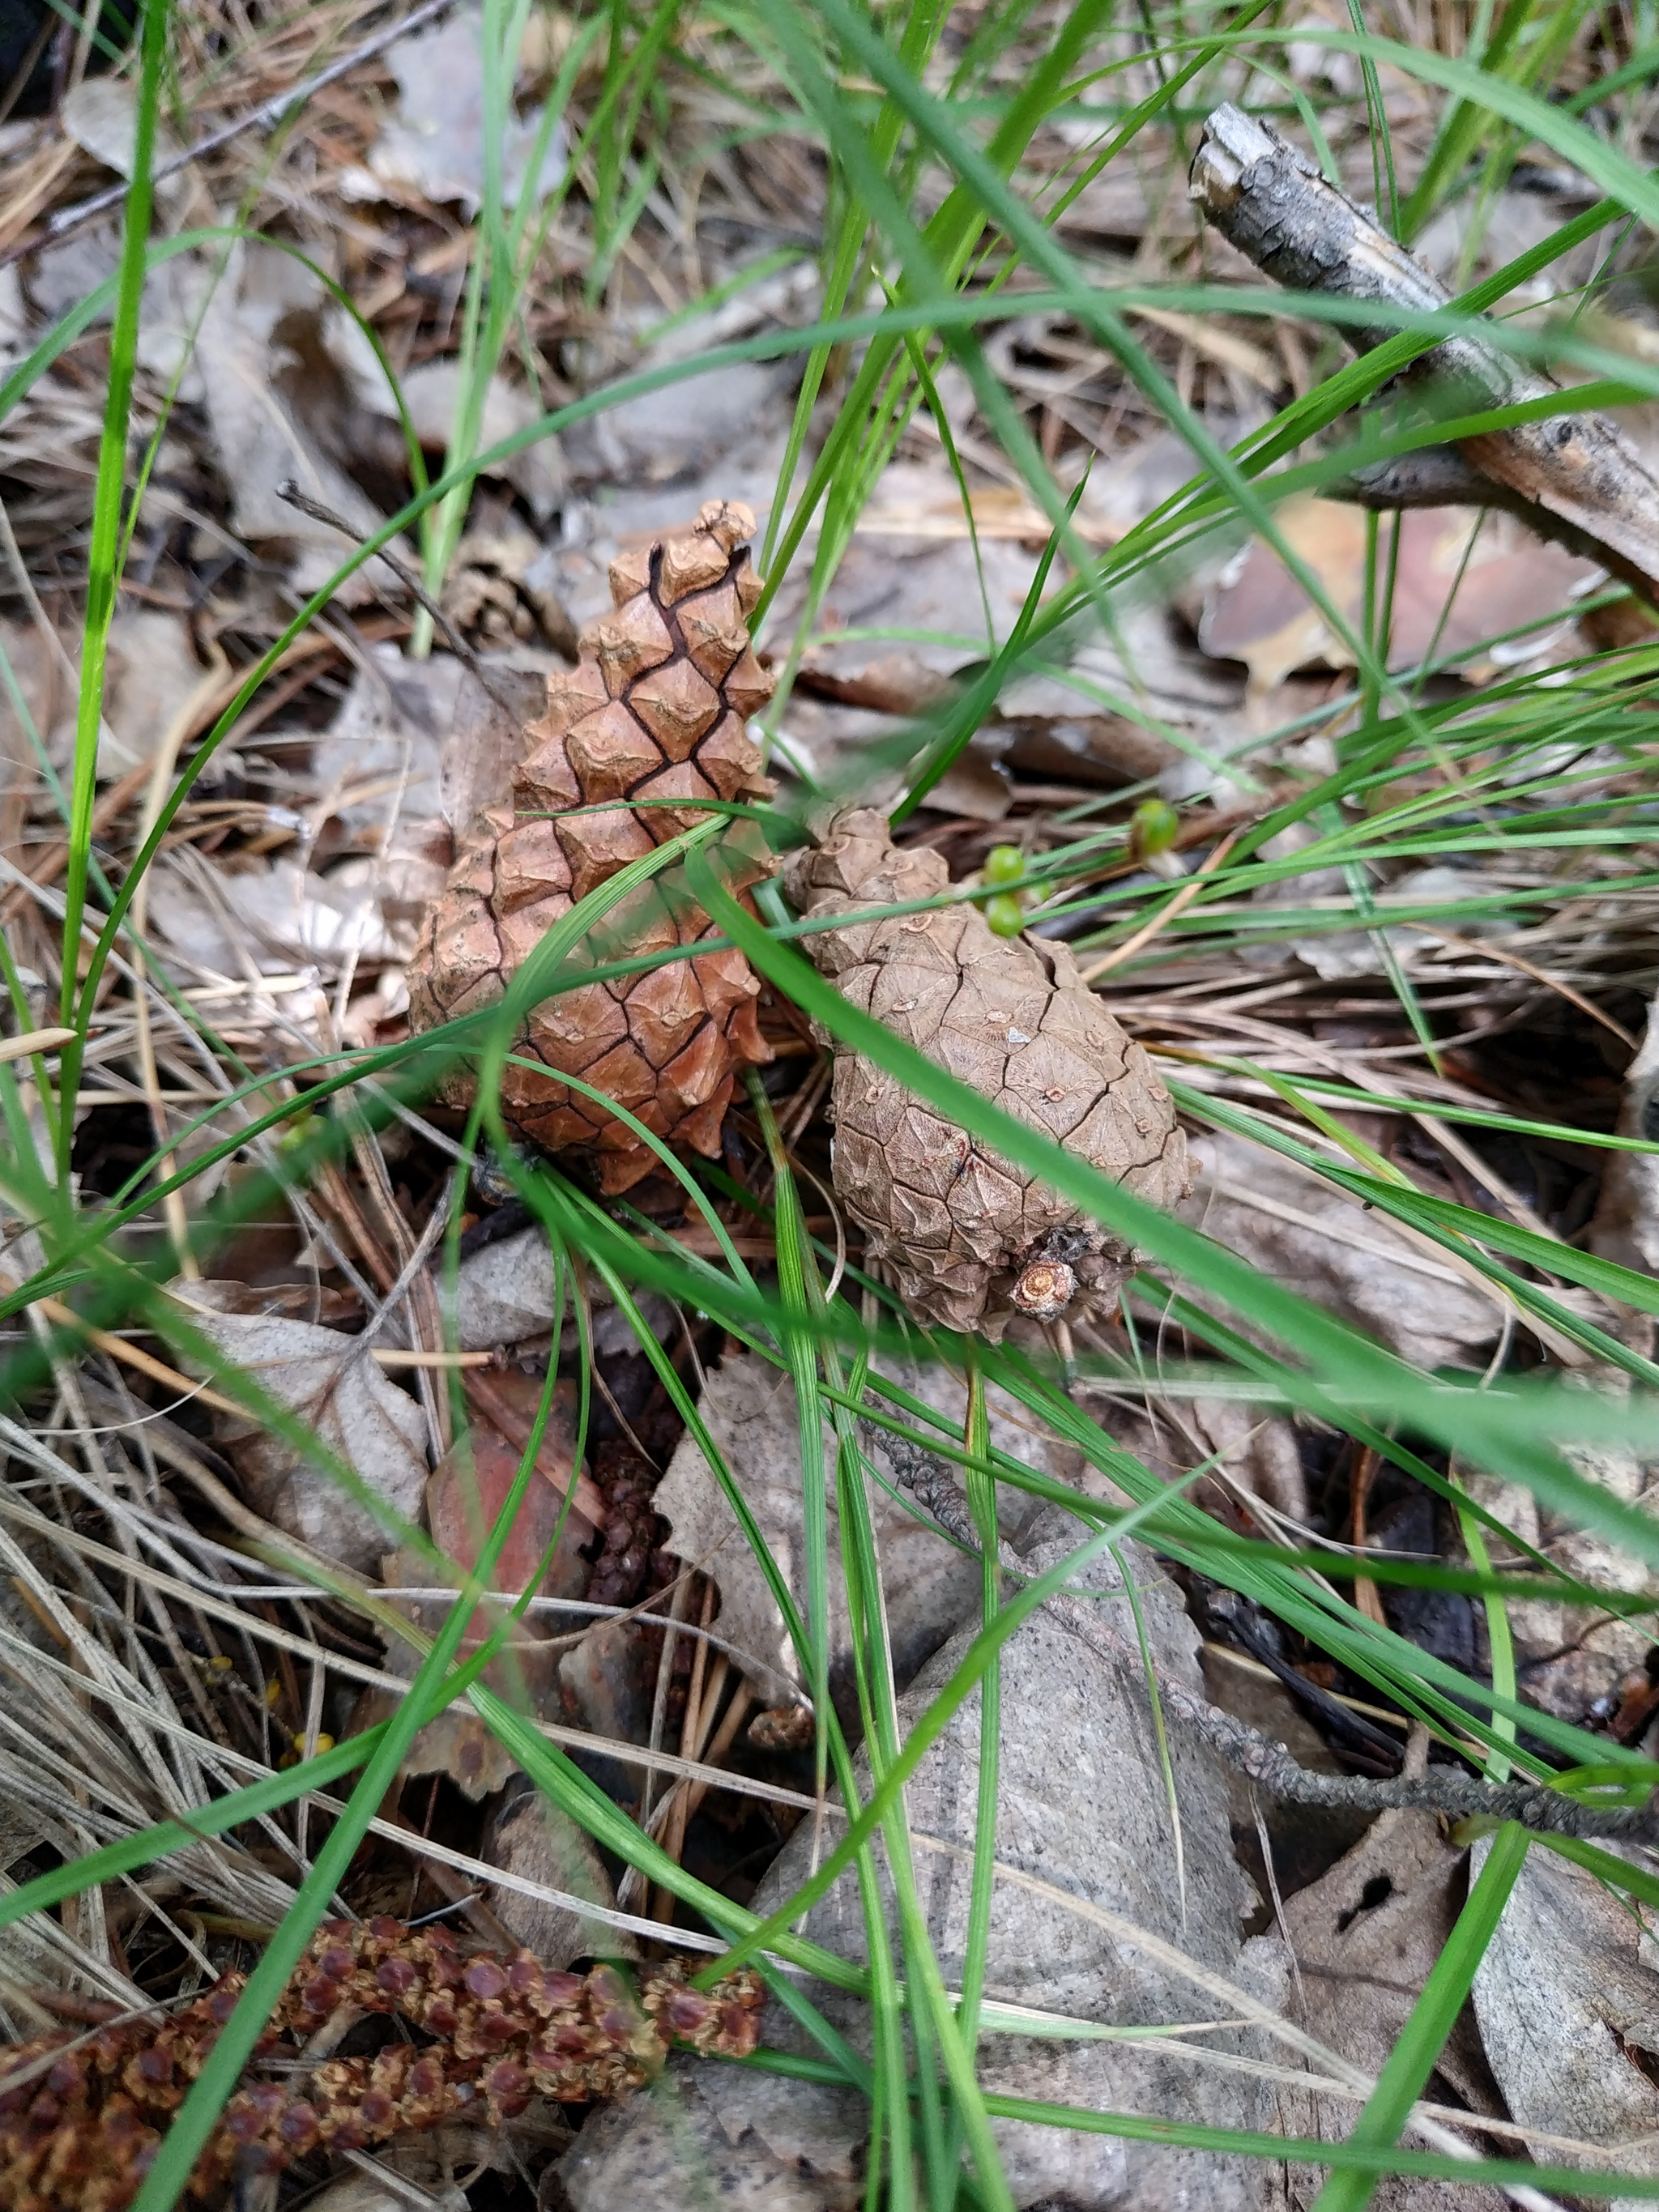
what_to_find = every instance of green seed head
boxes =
[983,844,1026,887]
[983,893,1027,938]
[1130,798,1179,859]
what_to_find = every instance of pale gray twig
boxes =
[878,1430,1659,1844]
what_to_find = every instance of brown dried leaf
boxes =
[1198,497,1595,694]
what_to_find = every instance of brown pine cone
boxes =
[785,810,1189,1338]
[407,500,776,1193]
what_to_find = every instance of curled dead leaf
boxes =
[168,1281,428,1573]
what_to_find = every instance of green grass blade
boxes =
[59,0,169,1054]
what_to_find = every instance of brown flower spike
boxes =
[407,500,775,1192]
[0,1918,764,2212]
[785,810,1188,1337]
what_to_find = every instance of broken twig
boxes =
[1190,104,1659,604]
[878,1428,1659,1844]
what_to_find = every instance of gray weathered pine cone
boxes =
[785,810,1188,1337]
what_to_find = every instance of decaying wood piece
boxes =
[784,809,1188,1337]
[1190,103,1659,604]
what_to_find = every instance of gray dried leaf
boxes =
[486,1791,637,1968]
[1261,1810,1505,2211]
[1473,1835,1659,2204]
[299,2176,467,2212]
[193,241,409,603]
[310,642,468,846]
[651,1352,1056,1704]
[397,360,564,520]
[1185,1129,1501,1371]
[561,1521,1284,2210]
[359,2,567,214]
[147,855,424,979]
[761,461,1040,716]
[171,1282,428,1571]
[993,599,1249,790]
[452,1226,559,1350]
[1462,1442,1659,1723]
[1589,987,1659,1281]
[100,611,208,781]
[564,359,789,495]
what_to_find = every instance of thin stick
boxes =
[1080,830,1241,983]
[275,482,521,712]
[1189,104,1659,603]
[876,1428,1659,1845]
[25,0,458,258]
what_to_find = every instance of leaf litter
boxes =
[1,5,1659,2210]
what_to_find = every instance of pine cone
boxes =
[785,810,1188,1337]
[408,500,776,1194]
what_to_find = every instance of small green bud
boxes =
[983,893,1027,938]
[1130,798,1179,859]
[983,843,1026,887]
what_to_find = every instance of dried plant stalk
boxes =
[408,500,776,1192]
[1,1916,763,2211]
[785,810,1188,1336]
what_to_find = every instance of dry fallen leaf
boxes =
[194,241,411,603]
[486,1790,638,1969]
[652,1350,1060,1705]
[1473,1835,1659,2198]
[1198,496,1596,694]
[170,1281,429,1573]
[561,1520,1284,2210]
[1184,1130,1502,1371]
[355,1,567,214]
[1261,1806,1505,2211]
[309,641,469,853]
[100,609,207,782]
[146,853,428,982]
[762,462,1042,716]
[1462,1437,1659,1722]
[296,2175,467,2212]
[1590,987,1659,1283]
